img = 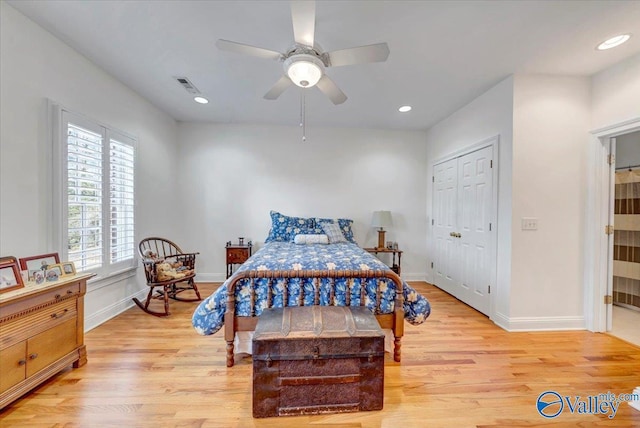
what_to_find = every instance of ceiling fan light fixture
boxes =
[194,96,209,104]
[597,34,631,50]
[284,54,324,88]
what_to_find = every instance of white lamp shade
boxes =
[371,210,392,229]
[285,54,324,88]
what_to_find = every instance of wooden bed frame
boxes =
[224,269,404,367]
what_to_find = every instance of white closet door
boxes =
[433,158,458,295]
[457,146,493,314]
[432,145,494,315]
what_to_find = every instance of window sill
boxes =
[86,266,138,292]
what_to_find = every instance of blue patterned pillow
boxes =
[265,211,316,242]
[316,217,356,243]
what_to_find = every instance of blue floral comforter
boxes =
[192,242,431,336]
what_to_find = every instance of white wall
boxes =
[591,53,640,130]
[510,75,591,328]
[425,74,592,331]
[424,76,514,321]
[176,123,428,281]
[0,2,179,329]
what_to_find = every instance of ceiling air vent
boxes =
[174,76,200,94]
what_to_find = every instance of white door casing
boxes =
[585,117,640,332]
[606,138,616,332]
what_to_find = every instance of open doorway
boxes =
[612,130,640,346]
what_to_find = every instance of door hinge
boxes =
[432,219,434,226]
[432,176,435,182]
[488,285,491,294]
[431,262,434,269]
[608,154,615,165]
[604,295,613,304]
[605,225,614,235]
[490,159,493,168]
[489,222,492,231]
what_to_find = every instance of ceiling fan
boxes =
[216,1,390,105]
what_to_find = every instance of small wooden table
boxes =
[363,247,402,275]
[226,242,252,278]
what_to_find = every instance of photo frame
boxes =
[19,253,60,280]
[46,264,64,282]
[0,256,24,293]
[33,270,45,284]
[61,261,76,276]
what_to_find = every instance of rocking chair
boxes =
[133,237,202,317]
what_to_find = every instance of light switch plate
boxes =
[522,217,538,230]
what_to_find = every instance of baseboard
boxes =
[491,311,510,331]
[84,288,147,332]
[196,273,226,283]
[497,314,586,331]
[401,273,427,282]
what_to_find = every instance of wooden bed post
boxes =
[225,276,239,367]
[388,270,404,362]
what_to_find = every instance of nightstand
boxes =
[363,247,402,275]
[226,241,252,278]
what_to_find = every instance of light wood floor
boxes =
[1,282,639,427]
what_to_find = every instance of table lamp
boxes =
[371,210,392,249]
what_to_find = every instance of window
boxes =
[54,107,136,277]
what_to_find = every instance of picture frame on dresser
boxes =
[61,261,76,276]
[46,264,64,281]
[18,252,60,280]
[0,256,24,293]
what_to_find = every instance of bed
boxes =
[192,212,431,367]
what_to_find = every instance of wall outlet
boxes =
[521,217,538,231]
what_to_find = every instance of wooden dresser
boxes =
[0,273,94,409]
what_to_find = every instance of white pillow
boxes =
[294,234,330,244]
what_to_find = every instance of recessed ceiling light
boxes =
[398,105,412,113]
[194,96,209,104]
[597,34,631,50]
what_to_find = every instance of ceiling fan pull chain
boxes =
[301,90,307,142]
[300,90,303,128]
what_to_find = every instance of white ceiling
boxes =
[7,0,640,131]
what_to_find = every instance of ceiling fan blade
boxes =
[216,39,282,60]
[316,75,347,105]
[264,75,294,100]
[290,0,315,48]
[327,43,390,67]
